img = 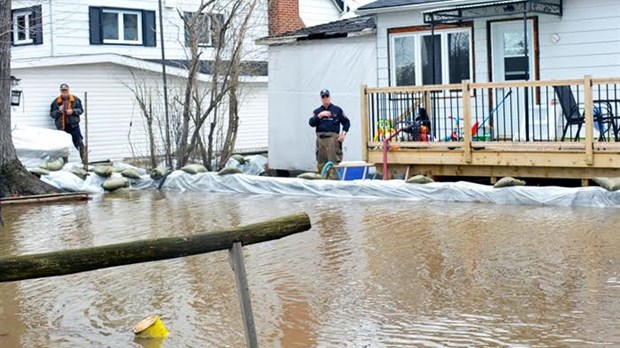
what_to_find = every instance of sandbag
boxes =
[231,154,246,165]
[150,167,168,180]
[70,169,88,180]
[41,159,64,171]
[494,177,526,188]
[218,167,243,176]
[102,177,129,191]
[29,167,50,176]
[406,175,434,184]
[297,172,324,180]
[593,177,620,192]
[93,166,114,177]
[121,168,142,179]
[181,164,207,174]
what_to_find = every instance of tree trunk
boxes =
[0,0,57,198]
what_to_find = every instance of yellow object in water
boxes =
[132,315,169,338]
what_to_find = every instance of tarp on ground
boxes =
[38,167,620,208]
[158,172,620,208]
[13,125,72,167]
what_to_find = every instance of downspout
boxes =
[49,0,54,56]
[523,5,529,141]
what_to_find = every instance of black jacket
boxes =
[309,103,351,134]
[50,95,83,130]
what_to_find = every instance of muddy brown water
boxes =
[0,191,619,347]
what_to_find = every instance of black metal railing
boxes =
[364,77,620,146]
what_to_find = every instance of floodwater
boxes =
[0,191,619,348]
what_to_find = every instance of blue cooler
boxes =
[336,162,376,180]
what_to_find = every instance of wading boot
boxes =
[77,142,86,165]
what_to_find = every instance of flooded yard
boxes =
[1,191,619,347]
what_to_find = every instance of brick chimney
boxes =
[268,0,304,36]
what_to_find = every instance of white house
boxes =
[262,0,620,171]
[356,0,620,86]
[9,0,272,164]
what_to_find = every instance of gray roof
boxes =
[358,0,450,11]
[145,59,268,76]
[258,15,376,44]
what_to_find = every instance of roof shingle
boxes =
[259,15,376,43]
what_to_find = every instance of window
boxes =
[393,36,416,86]
[502,31,529,81]
[184,12,225,48]
[11,6,43,46]
[89,7,156,47]
[102,9,142,44]
[390,28,472,86]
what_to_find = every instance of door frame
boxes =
[486,16,540,84]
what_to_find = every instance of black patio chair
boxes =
[553,86,618,141]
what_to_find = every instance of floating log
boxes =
[0,213,311,282]
[0,192,89,205]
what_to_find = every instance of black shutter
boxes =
[10,10,14,45]
[184,12,192,47]
[210,13,224,47]
[143,10,156,47]
[31,5,43,45]
[89,7,102,44]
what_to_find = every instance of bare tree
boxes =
[123,0,263,170]
[176,0,260,170]
[0,0,56,197]
[123,70,164,169]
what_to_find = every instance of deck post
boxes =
[462,80,472,163]
[229,242,258,348]
[584,75,594,165]
[361,84,369,163]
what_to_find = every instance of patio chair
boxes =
[553,86,618,141]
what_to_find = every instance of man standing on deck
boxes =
[309,89,351,173]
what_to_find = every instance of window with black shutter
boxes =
[89,7,156,47]
[11,5,43,46]
[184,12,224,48]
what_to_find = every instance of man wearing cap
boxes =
[50,83,85,163]
[309,89,350,173]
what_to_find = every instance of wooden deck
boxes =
[361,76,620,181]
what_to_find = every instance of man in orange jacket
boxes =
[50,83,85,163]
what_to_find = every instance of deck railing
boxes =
[361,76,620,163]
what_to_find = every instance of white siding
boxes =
[236,86,268,152]
[299,0,340,27]
[537,0,620,79]
[11,63,268,163]
[374,0,620,86]
[11,0,268,62]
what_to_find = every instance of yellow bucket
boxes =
[132,315,169,339]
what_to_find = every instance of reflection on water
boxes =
[1,191,619,347]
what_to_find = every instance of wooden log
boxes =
[0,192,89,205]
[0,213,311,282]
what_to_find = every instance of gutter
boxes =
[355,0,495,15]
[11,54,268,83]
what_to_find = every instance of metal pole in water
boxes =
[229,242,258,348]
